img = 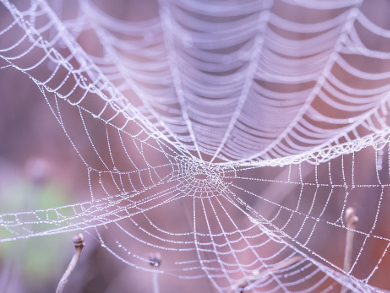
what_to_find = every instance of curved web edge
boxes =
[69,0,390,165]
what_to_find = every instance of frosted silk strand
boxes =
[1,0,390,292]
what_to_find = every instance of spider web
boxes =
[1,0,390,292]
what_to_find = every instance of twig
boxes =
[341,207,358,293]
[149,252,162,267]
[227,256,303,293]
[56,233,85,293]
[343,207,358,273]
[149,252,162,293]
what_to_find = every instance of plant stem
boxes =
[343,207,358,273]
[341,207,358,293]
[227,256,302,293]
[56,233,85,293]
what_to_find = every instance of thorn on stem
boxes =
[56,233,85,293]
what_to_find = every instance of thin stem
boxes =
[149,252,161,293]
[227,256,303,293]
[343,207,358,273]
[56,233,85,293]
[341,207,358,293]
[152,271,159,293]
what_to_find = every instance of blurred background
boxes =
[1,0,390,292]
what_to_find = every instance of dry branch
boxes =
[227,256,303,293]
[56,233,85,293]
[343,207,358,273]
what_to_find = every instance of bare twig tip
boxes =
[149,252,162,267]
[345,207,358,228]
[343,206,358,279]
[56,234,85,293]
[73,233,85,247]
